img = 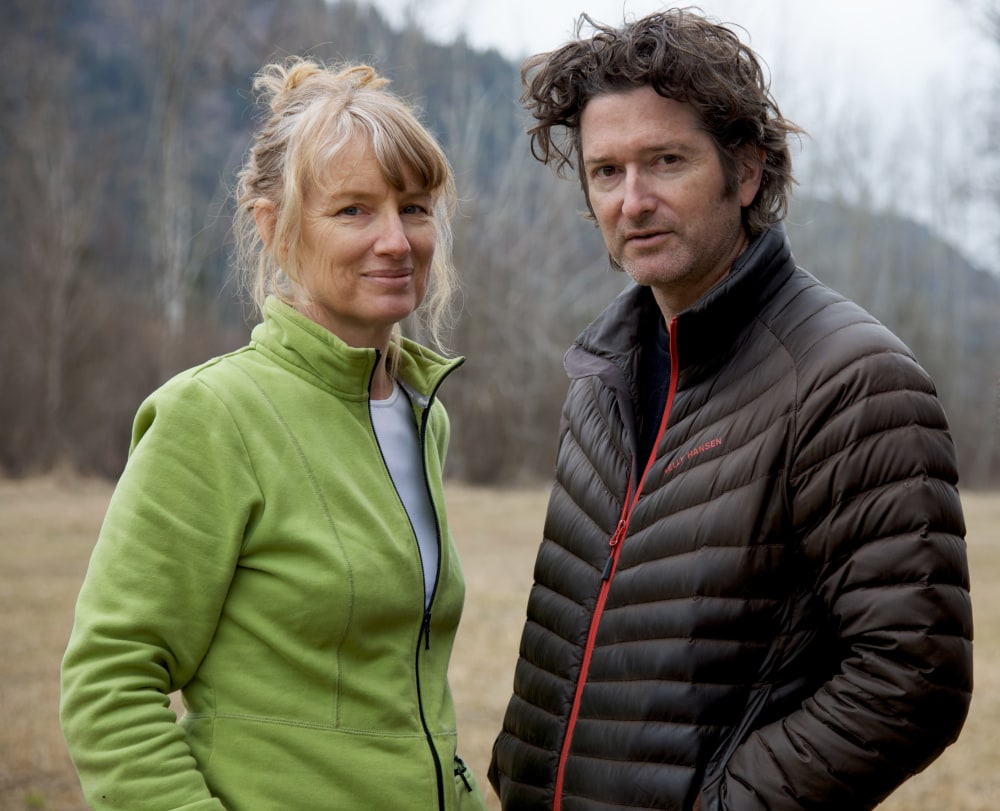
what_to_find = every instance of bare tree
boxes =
[151,1,217,369]
[0,4,106,470]
[109,0,253,374]
[431,76,624,482]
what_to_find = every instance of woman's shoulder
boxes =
[133,346,266,427]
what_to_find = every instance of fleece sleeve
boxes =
[60,373,261,811]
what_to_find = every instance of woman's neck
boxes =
[370,362,395,400]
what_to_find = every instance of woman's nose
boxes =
[374,212,411,257]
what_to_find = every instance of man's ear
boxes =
[254,200,277,248]
[738,147,766,207]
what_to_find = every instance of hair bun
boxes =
[282,61,320,92]
[338,64,391,91]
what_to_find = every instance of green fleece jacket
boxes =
[61,298,486,811]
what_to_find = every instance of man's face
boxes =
[580,86,762,319]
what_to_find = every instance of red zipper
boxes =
[552,317,681,810]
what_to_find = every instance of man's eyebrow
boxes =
[582,141,688,166]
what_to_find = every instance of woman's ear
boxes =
[254,200,277,248]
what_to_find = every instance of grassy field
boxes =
[1,476,997,810]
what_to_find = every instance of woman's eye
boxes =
[339,205,361,216]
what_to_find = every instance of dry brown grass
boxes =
[1,477,996,810]
[0,475,116,811]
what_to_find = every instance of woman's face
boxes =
[292,137,436,349]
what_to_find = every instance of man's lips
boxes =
[624,229,670,245]
[625,225,670,239]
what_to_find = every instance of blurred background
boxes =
[2,0,999,488]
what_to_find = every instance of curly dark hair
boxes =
[520,8,804,235]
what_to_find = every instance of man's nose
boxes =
[621,170,655,219]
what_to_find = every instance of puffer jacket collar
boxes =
[565,225,796,387]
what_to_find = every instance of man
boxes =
[488,9,973,811]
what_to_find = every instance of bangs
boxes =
[295,92,451,198]
[370,124,451,194]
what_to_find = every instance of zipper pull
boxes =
[602,519,628,581]
[610,518,627,548]
[454,755,473,792]
[422,610,432,650]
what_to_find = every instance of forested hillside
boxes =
[2,0,998,485]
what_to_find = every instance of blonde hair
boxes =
[234,57,458,353]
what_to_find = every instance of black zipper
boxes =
[367,353,462,811]
[412,370,453,811]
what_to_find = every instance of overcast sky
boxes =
[364,0,999,267]
[366,0,993,104]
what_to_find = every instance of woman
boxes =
[60,57,486,811]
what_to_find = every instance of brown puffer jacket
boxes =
[489,226,973,811]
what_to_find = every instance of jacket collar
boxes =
[252,297,463,402]
[675,224,794,368]
[567,225,795,382]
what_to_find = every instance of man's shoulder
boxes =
[755,266,939,411]
[763,267,911,357]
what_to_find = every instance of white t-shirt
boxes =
[370,380,439,608]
